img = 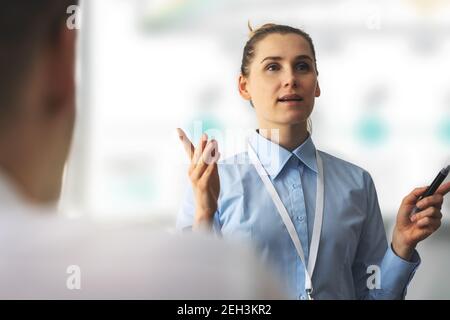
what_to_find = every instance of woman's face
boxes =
[239,33,320,127]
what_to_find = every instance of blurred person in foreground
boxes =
[0,1,283,299]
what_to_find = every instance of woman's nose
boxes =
[283,78,297,88]
[283,71,298,88]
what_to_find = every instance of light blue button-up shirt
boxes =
[177,131,420,299]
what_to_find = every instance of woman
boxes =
[176,24,450,299]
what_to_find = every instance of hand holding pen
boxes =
[392,165,450,261]
[410,166,450,217]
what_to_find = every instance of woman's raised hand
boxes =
[392,181,450,260]
[177,128,221,231]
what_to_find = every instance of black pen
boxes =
[410,165,450,216]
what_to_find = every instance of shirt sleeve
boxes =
[352,171,421,300]
[176,181,222,234]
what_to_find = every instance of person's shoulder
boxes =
[318,150,373,185]
[116,230,284,299]
[1,220,283,299]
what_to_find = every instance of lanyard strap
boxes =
[247,143,324,299]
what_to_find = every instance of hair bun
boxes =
[247,20,254,38]
[247,22,278,39]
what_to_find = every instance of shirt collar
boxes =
[248,130,318,179]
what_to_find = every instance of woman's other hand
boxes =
[177,128,221,231]
[392,181,450,260]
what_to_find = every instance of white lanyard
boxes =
[247,143,324,300]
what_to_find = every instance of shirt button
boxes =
[297,216,305,222]
[299,295,306,300]
[292,184,298,189]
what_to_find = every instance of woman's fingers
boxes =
[436,181,450,196]
[177,128,195,160]
[415,193,444,211]
[190,140,218,182]
[412,205,441,234]
[411,206,442,223]
[176,128,208,165]
[178,128,220,186]
[190,133,208,169]
[412,223,440,241]
[415,215,441,230]
[202,152,221,180]
[401,186,428,207]
[397,181,447,243]
[204,140,219,165]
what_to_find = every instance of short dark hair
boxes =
[0,0,78,123]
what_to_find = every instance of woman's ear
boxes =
[46,25,76,116]
[315,81,321,98]
[238,75,251,101]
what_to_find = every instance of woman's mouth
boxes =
[278,97,304,106]
[278,94,304,105]
[278,100,303,107]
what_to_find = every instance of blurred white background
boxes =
[61,0,450,298]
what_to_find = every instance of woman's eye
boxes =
[296,62,310,71]
[266,64,279,71]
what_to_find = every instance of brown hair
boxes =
[0,0,78,124]
[240,23,318,77]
